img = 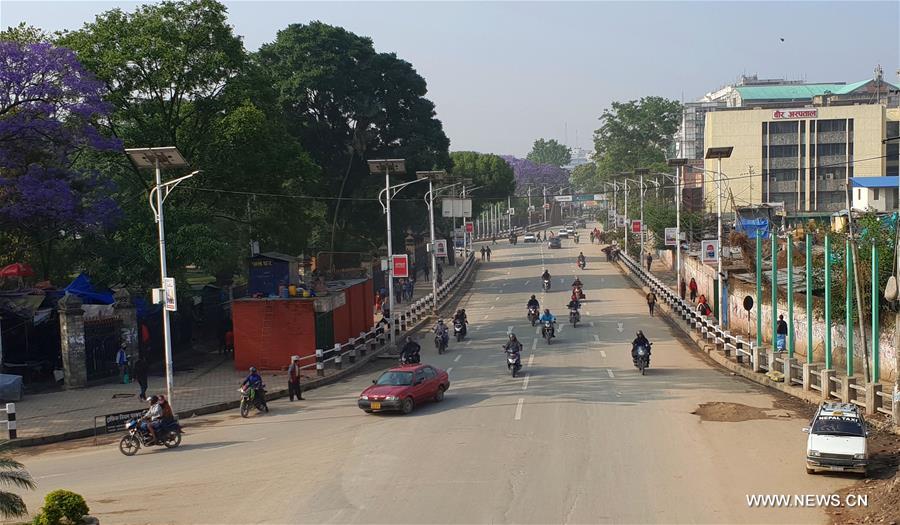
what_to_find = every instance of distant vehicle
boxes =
[548,238,562,249]
[803,402,868,475]
[358,365,449,414]
[523,233,537,243]
[557,229,569,238]
[574,219,586,228]
[565,227,576,235]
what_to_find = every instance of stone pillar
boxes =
[822,369,836,400]
[113,288,138,362]
[840,376,857,404]
[865,383,882,416]
[802,363,818,391]
[58,293,87,389]
[751,345,763,373]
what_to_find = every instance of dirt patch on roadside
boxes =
[692,402,793,422]
[827,429,900,524]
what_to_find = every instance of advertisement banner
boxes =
[441,198,473,218]
[391,254,409,278]
[465,222,474,233]
[664,227,678,246]
[701,239,719,265]
[434,239,448,257]
[616,215,626,227]
[631,220,642,233]
[163,277,177,312]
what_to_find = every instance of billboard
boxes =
[631,220,642,233]
[664,228,678,246]
[441,198,472,218]
[701,240,719,265]
[391,254,409,278]
[434,239,448,257]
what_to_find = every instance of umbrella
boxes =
[0,263,35,278]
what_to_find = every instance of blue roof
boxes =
[851,176,900,188]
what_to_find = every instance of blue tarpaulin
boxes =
[64,273,114,305]
[737,218,770,240]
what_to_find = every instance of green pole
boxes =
[787,238,794,358]
[824,234,832,369]
[756,233,763,348]
[845,238,854,377]
[872,240,880,382]
[771,233,778,349]
[805,234,813,364]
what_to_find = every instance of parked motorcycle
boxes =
[527,306,539,326]
[454,319,466,342]
[118,418,182,456]
[505,349,522,377]
[239,385,269,417]
[542,320,555,345]
[633,343,652,375]
[569,307,580,327]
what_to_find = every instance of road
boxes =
[13,224,855,524]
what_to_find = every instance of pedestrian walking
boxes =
[133,355,149,401]
[437,264,444,285]
[394,280,403,305]
[486,246,492,261]
[646,252,653,272]
[374,292,382,315]
[776,314,788,352]
[423,263,430,281]
[491,236,497,245]
[115,344,128,383]
[679,280,687,301]
[481,246,486,261]
[590,231,595,244]
[288,355,304,401]
[646,292,657,316]
[404,279,413,301]
[689,278,698,302]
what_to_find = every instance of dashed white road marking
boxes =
[524,280,530,286]
[589,321,595,327]
[507,325,514,333]
[495,296,500,301]
[522,375,530,390]
[447,367,453,374]
[528,354,535,366]
[454,355,462,362]
[515,398,524,420]
[593,334,600,343]
[490,305,496,310]
[607,369,615,378]
[37,473,68,480]
[601,350,607,358]
[465,340,472,346]
[532,338,537,350]
[483,314,490,320]
[586,311,591,315]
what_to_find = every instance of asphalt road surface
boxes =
[13,224,856,524]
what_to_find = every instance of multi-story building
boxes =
[701,71,900,215]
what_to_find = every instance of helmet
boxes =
[149,395,159,404]
[437,319,445,324]
[530,295,536,300]
[508,333,517,340]
[636,330,644,338]
[249,367,257,373]
[544,309,550,314]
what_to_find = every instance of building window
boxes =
[770,121,799,134]
[770,145,799,158]
[817,119,847,133]
[874,188,880,201]
[817,143,846,156]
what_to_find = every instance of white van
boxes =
[803,402,869,475]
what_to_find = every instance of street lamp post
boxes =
[125,147,199,406]
[635,169,649,260]
[668,159,688,299]
[418,170,454,314]
[706,147,734,327]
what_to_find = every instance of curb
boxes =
[13,261,480,448]
[613,257,900,436]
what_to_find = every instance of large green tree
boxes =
[588,96,682,190]
[569,162,598,192]
[448,151,516,215]
[257,22,450,253]
[57,0,322,288]
[526,138,571,167]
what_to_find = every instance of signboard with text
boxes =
[441,198,473,218]
[554,195,573,202]
[434,239,448,258]
[163,277,177,312]
[616,215,626,227]
[664,228,678,246]
[772,108,818,120]
[701,239,719,265]
[391,254,409,278]
[465,222,474,233]
[631,220,643,233]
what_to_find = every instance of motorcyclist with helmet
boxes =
[141,395,162,443]
[453,309,468,337]
[434,319,449,347]
[241,366,268,412]
[400,336,421,364]
[541,269,552,290]
[539,308,557,338]
[577,252,586,268]
[631,330,652,365]
[503,333,523,369]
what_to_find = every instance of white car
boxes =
[803,402,868,475]
[523,233,537,243]
[557,229,569,238]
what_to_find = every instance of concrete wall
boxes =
[659,249,897,381]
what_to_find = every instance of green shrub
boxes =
[31,490,88,525]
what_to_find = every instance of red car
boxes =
[358,364,450,414]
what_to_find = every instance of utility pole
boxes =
[668,159,688,297]
[706,147,733,328]
[636,169,648,260]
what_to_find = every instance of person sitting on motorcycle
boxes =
[241,366,265,404]
[503,333,522,367]
[567,297,581,312]
[631,330,652,363]
[539,309,557,337]
[453,309,468,336]
[141,395,162,444]
[577,252,586,266]
[541,269,551,283]
[526,295,540,311]
[571,277,583,289]
[400,336,421,363]
[434,319,449,346]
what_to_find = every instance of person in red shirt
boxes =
[288,355,304,401]
[224,330,234,355]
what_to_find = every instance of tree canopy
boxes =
[449,151,516,212]
[500,156,570,196]
[526,138,571,167]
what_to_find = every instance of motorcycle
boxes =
[542,278,551,291]
[569,307,580,327]
[633,343,652,375]
[454,320,466,342]
[542,320,555,345]
[505,349,522,377]
[578,258,586,270]
[239,385,269,418]
[527,306,539,326]
[400,349,421,365]
[434,332,448,354]
[119,418,182,456]
[573,286,585,300]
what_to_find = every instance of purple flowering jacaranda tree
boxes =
[500,155,570,196]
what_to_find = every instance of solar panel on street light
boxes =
[125,147,188,169]
[368,159,406,174]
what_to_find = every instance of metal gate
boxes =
[84,317,123,381]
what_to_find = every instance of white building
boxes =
[851,176,899,212]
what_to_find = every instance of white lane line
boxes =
[528,354,535,366]
[454,355,462,362]
[522,375,530,390]
[524,280,530,285]
[607,369,615,378]
[507,325,514,333]
[601,350,607,358]
[515,398,524,420]
[593,334,600,343]
[252,437,267,443]
[560,277,564,283]
[590,321,595,327]
[586,311,591,315]
[466,340,472,346]
[490,305,496,310]
[37,473,68,480]
[535,326,541,336]
[447,367,453,374]
[495,296,500,301]
[532,338,537,350]
[483,314,490,320]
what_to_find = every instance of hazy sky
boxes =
[3,1,898,157]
